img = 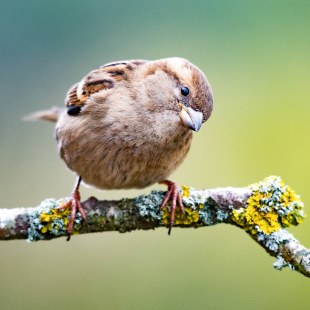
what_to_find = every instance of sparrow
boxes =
[30,57,213,239]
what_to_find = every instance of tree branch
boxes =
[0,176,309,277]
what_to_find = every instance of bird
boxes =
[30,57,213,239]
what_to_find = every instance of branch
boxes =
[0,176,309,277]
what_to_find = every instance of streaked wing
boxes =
[65,60,146,109]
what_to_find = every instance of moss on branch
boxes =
[0,176,309,277]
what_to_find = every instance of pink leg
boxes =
[57,177,87,241]
[159,180,185,235]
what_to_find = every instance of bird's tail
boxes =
[23,107,64,123]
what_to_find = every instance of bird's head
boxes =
[143,57,213,132]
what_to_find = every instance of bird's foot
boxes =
[57,177,87,241]
[160,180,185,235]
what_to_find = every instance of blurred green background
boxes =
[0,0,309,309]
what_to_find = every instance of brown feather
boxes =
[55,57,213,190]
[24,107,64,123]
[65,61,146,109]
[66,83,82,107]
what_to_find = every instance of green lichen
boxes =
[256,227,293,252]
[273,254,294,271]
[135,190,163,222]
[27,198,82,241]
[232,176,306,235]
[183,187,230,225]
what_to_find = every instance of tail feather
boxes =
[23,107,64,123]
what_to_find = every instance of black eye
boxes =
[67,105,81,116]
[180,86,190,96]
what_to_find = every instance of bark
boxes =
[0,176,309,277]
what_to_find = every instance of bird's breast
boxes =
[56,111,193,190]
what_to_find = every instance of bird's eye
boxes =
[180,86,190,96]
[67,105,81,116]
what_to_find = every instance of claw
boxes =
[159,180,185,235]
[57,176,87,241]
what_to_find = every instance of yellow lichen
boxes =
[161,205,200,226]
[181,185,191,198]
[232,176,305,235]
[161,185,201,226]
[39,202,80,235]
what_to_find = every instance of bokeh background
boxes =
[0,1,309,309]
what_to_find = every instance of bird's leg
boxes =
[57,176,87,241]
[159,180,185,235]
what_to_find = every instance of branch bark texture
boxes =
[0,176,309,277]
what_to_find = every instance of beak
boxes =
[179,103,203,132]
